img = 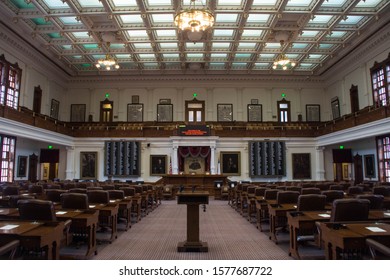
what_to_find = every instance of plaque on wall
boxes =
[249,141,286,177]
[104,141,140,177]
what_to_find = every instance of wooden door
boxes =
[33,86,42,114]
[28,153,38,183]
[350,84,359,114]
[353,154,363,185]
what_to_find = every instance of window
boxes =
[277,98,290,123]
[0,55,22,109]
[377,135,390,182]
[0,135,16,182]
[371,53,390,107]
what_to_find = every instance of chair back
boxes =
[45,189,68,203]
[60,193,89,210]
[8,195,35,208]
[264,189,279,200]
[373,186,390,197]
[2,186,19,196]
[254,187,267,197]
[120,187,136,196]
[28,185,44,195]
[87,190,109,204]
[347,186,364,195]
[68,188,87,194]
[321,190,344,203]
[356,194,384,209]
[18,199,56,221]
[330,198,370,222]
[301,188,321,195]
[297,194,326,211]
[276,191,300,204]
[329,185,344,191]
[108,190,125,200]
[286,186,302,193]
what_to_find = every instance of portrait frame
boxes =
[70,104,86,122]
[247,104,262,122]
[131,95,139,104]
[292,153,311,179]
[127,103,143,122]
[150,155,167,176]
[159,98,171,104]
[364,154,376,178]
[221,151,241,176]
[217,104,233,122]
[306,104,320,122]
[17,155,27,177]
[80,152,97,180]
[331,97,340,119]
[50,99,60,119]
[157,104,173,122]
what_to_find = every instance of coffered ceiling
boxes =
[0,0,389,77]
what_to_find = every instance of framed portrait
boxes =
[150,155,167,176]
[70,104,86,122]
[331,97,340,119]
[306,104,320,122]
[127,103,143,122]
[157,104,173,122]
[221,151,241,175]
[80,152,97,179]
[217,104,233,122]
[364,154,376,178]
[292,153,311,179]
[159,98,171,104]
[50,99,59,119]
[131,95,139,104]
[247,104,262,122]
[17,156,27,177]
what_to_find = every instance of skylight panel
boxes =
[252,0,278,5]
[215,13,239,23]
[291,43,308,49]
[212,42,231,49]
[133,43,153,49]
[127,30,149,38]
[237,42,257,50]
[61,45,72,50]
[286,0,312,7]
[143,62,159,68]
[147,0,172,5]
[47,33,61,38]
[72,32,89,38]
[31,18,52,25]
[120,15,143,24]
[213,29,234,37]
[309,15,333,24]
[339,16,364,25]
[217,0,242,6]
[254,62,271,68]
[211,53,228,58]
[159,43,178,49]
[209,63,226,69]
[186,42,204,49]
[187,53,204,58]
[112,0,137,7]
[155,30,177,37]
[115,54,132,59]
[109,44,123,49]
[232,62,247,68]
[59,17,81,25]
[285,54,299,59]
[308,54,323,59]
[356,0,382,7]
[326,31,347,38]
[300,30,319,37]
[246,14,270,23]
[258,54,275,59]
[72,55,83,59]
[321,0,347,7]
[151,14,174,23]
[42,0,69,9]
[138,54,156,59]
[162,53,180,59]
[235,53,252,60]
[9,0,35,9]
[78,0,103,7]
[83,44,99,50]
[265,43,281,48]
[319,43,333,49]
[241,29,263,37]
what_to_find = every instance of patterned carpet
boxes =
[92,199,293,260]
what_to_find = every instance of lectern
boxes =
[177,191,209,252]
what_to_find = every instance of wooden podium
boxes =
[177,191,209,252]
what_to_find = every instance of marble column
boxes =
[65,146,75,180]
[315,146,326,181]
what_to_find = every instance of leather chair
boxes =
[347,186,364,195]
[18,199,56,221]
[7,194,35,208]
[329,185,344,191]
[373,186,390,197]
[356,194,384,209]
[330,198,370,222]
[68,188,87,194]
[45,189,68,203]
[297,194,326,211]
[2,185,19,196]
[286,186,302,193]
[321,190,344,203]
[60,193,89,210]
[301,188,321,195]
[264,189,279,200]
[28,185,44,196]
[119,187,136,197]
[276,191,300,204]
[0,240,20,260]
[87,190,109,204]
[254,187,267,197]
[366,238,390,260]
[107,190,125,200]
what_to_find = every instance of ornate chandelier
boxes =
[95,42,119,71]
[272,54,296,70]
[174,0,215,32]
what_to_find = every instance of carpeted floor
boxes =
[92,199,298,260]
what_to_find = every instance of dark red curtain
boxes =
[178,146,211,172]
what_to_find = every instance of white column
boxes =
[210,145,216,175]
[172,145,179,174]
[65,146,75,180]
[315,146,326,181]
[146,88,154,121]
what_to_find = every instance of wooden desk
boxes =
[268,203,297,243]
[319,222,390,259]
[114,198,132,231]
[163,175,227,195]
[91,203,119,243]
[130,195,142,222]
[0,221,64,259]
[0,208,18,220]
[177,191,209,252]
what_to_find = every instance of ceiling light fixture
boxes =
[95,42,119,71]
[272,31,296,70]
[174,0,215,33]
